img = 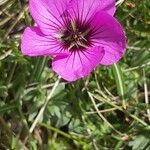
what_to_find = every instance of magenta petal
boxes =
[69,0,116,22]
[89,11,126,65]
[52,47,104,81]
[21,27,68,56]
[29,0,70,35]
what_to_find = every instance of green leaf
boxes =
[112,63,126,108]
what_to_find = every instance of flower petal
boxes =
[69,0,116,22]
[89,11,126,65]
[52,47,104,81]
[29,0,71,35]
[21,27,68,56]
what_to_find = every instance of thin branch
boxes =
[86,108,117,115]
[3,5,28,40]
[124,61,150,72]
[91,92,148,126]
[88,92,124,136]
[116,0,125,6]
[143,69,150,122]
[29,76,61,133]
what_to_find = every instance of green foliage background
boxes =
[0,0,150,149]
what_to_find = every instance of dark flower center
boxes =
[59,20,92,51]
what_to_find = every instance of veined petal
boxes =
[29,0,71,35]
[21,27,68,56]
[89,11,126,65]
[52,47,104,81]
[69,0,116,22]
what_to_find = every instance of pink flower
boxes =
[21,0,126,81]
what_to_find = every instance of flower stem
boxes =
[91,92,148,127]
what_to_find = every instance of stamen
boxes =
[68,43,75,50]
[82,29,91,36]
[54,32,64,39]
[58,19,92,51]
[77,42,88,48]
[80,35,87,41]
[70,20,76,32]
